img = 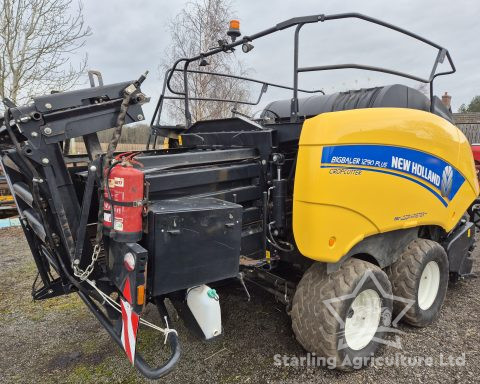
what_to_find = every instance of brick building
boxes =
[439,91,480,143]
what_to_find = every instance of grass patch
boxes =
[67,361,115,383]
[0,257,87,323]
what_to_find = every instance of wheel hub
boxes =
[344,289,382,351]
[417,261,440,310]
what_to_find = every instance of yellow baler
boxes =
[294,108,479,263]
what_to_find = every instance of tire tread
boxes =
[292,258,390,367]
[386,238,448,327]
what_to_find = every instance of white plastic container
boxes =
[186,285,222,340]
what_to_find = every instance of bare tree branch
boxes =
[0,0,91,107]
[160,0,251,124]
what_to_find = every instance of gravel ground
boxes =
[0,226,478,384]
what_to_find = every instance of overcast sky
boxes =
[81,0,480,121]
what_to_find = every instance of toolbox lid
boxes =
[148,197,242,214]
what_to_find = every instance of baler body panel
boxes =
[293,108,479,263]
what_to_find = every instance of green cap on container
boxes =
[207,288,219,300]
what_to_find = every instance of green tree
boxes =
[459,95,480,112]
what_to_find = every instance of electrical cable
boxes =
[86,279,177,343]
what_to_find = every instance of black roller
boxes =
[262,84,453,123]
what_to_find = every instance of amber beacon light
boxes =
[227,19,241,41]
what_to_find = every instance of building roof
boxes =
[453,112,480,125]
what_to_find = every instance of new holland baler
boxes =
[0,13,478,378]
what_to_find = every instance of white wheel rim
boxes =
[344,289,382,351]
[418,261,440,310]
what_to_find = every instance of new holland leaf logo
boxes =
[323,269,415,350]
[440,165,453,198]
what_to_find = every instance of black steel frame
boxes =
[0,75,181,379]
[146,68,323,148]
[155,12,455,128]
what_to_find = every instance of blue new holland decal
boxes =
[320,144,465,207]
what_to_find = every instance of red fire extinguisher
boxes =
[103,157,144,242]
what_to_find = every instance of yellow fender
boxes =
[293,108,478,263]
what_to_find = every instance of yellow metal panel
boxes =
[293,108,478,263]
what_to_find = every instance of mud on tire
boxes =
[291,258,393,370]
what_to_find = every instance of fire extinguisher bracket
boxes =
[104,198,148,207]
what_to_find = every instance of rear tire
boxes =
[386,238,448,327]
[291,258,392,370]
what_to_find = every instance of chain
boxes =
[73,243,101,281]
[71,84,135,282]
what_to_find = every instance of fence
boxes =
[66,124,152,154]
[457,124,480,144]
[453,112,480,143]
[71,142,147,154]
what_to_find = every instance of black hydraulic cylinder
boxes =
[272,179,287,231]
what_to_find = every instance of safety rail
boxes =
[156,12,455,128]
[147,68,324,148]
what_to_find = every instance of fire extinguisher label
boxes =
[108,178,115,188]
[114,177,125,187]
[114,219,124,231]
[104,212,112,222]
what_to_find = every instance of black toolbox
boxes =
[146,197,243,296]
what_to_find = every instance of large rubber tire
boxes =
[291,258,393,370]
[386,238,449,327]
